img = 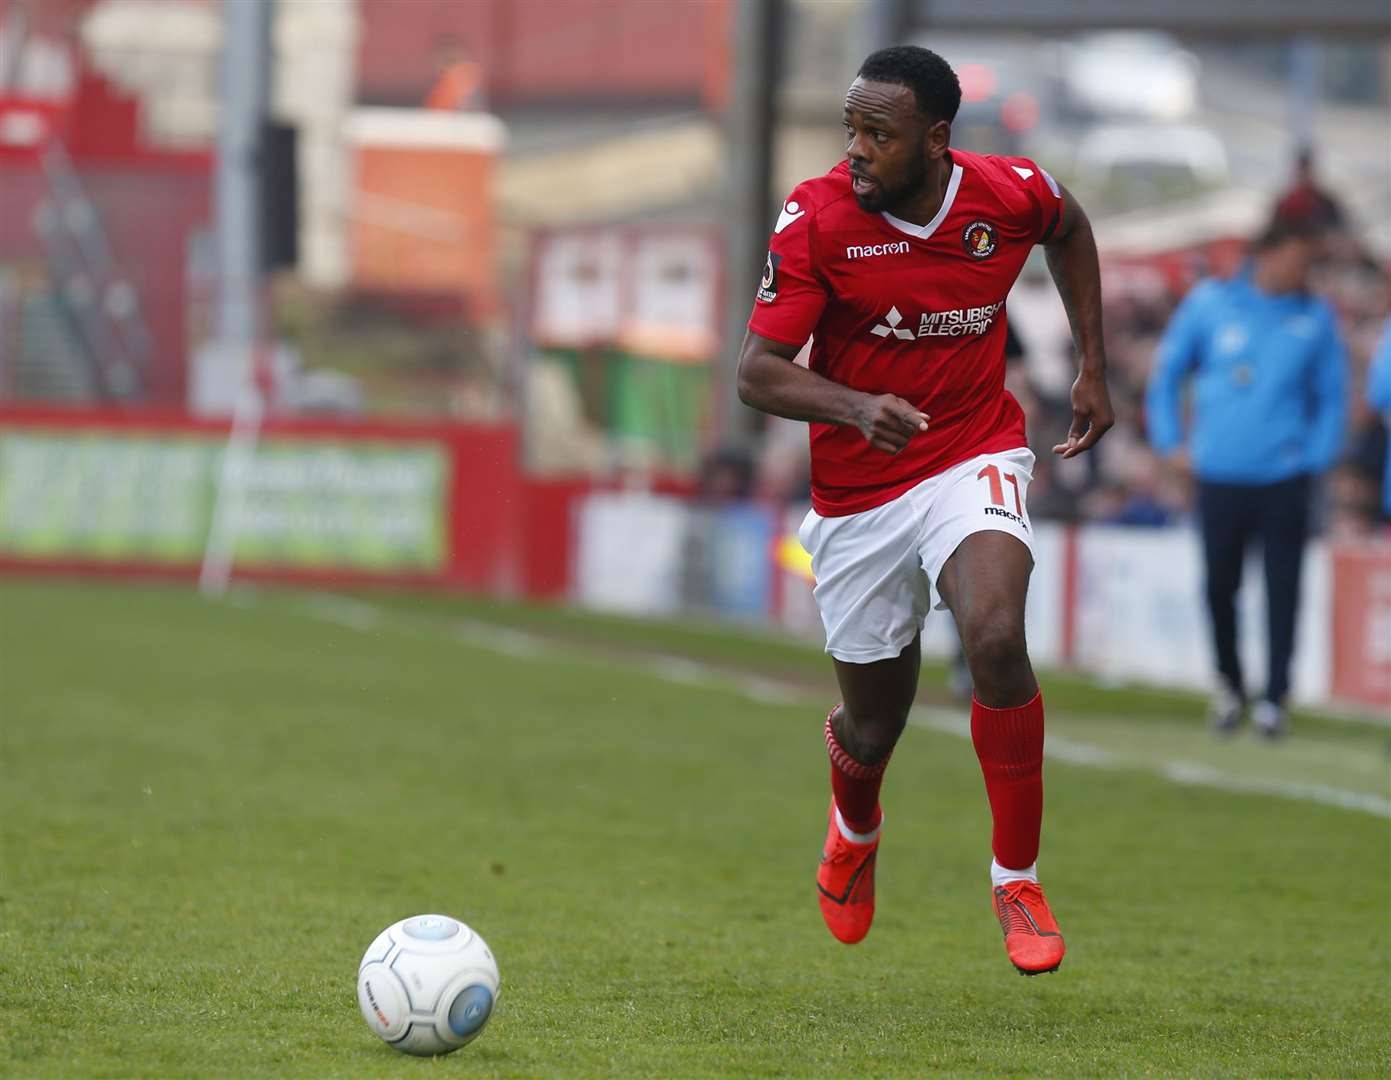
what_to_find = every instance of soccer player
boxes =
[736,46,1113,974]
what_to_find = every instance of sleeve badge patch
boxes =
[757,251,782,302]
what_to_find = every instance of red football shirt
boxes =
[747,149,1064,516]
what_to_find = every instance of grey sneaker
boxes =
[1252,699,1288,740]
[1209,686,1244,735]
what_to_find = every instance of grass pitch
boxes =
[2,578,1388,1077]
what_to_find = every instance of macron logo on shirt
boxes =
[846,241,910,259]
[774,200,806,233]
[1013,163,1061,197]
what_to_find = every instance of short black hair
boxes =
[858,46,961,124]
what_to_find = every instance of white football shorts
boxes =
[797,447,1036,664]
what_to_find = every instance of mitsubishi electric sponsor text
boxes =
[871,300,1005,340]
[917,301,1004,337]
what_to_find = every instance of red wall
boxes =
[1329,542,1391,709]
[357,0,732,110]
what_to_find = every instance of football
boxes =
[356,914,500,1056]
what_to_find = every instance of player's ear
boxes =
[925,119,951,160]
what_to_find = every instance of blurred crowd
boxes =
[728,153,1390,538]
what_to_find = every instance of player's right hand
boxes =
[854,394,930,454]
[1162,448,1193,484]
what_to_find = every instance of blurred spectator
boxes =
[699,446,754,503]
[1325,462,1382,539]
[1145,214,1348,739]
[1024,453,1080,522]
[425,36,484,112]
[1273,148,1345,231]
[1367,318,1391,523]
[1099,447,1177,526]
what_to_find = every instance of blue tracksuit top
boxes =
[1367,319,1391,514]
[1145,269,1347,485]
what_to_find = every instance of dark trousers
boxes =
[1197,474,1311,706]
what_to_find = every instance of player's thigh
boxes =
[800,499,931,666]
[920,448,1036,628]
[1197,481,1255,583]
[936,531,1033,635]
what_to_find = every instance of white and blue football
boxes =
[356,914,500,1056]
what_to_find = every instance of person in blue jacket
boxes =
[1368,320,1391,520]
[1146,215,1347,738]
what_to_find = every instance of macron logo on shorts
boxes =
[845,241,910,259]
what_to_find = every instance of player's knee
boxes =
[838,703,906,764]
[962,616,1027,676]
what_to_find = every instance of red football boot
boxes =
[993,880,1066,975]
[816,802,879,944]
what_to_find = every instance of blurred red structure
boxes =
[356,0,733,111]
[0,404,581,597]
[1329,543,1391,708]
[347,110,501,313]
[0,71,210,403]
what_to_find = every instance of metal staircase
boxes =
[10,284,96,400]
[0,138,154,403]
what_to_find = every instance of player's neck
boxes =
[881,153,953,227]
[1250,258,1301,296]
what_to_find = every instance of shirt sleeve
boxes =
[1001,157,1065,244]
[1145,283,1211,455]
[1367,319,1391,413]
[745,184,828,348]
[1307,302,1348,474]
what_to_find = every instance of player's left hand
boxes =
[1052,371,1113,459]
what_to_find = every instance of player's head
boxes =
[1252,213,1324,292]
[843,46,961,213]
[1294,146,1316,182]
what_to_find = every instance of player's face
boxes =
[841,78,947,214]
[1265,235,1322,291]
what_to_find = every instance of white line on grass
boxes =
[1159,760,1391,819]
[285,593,1390,820]
[910,709,1121,768]
[300,594,383,632]
[908,707,1390,819]
[454,619,548,660]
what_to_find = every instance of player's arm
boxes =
[1144,284,1209,463]
[736,331,929,454]
[1307,306,1349,473]
[1365,322,1391,413]
[1042,184,1114,459]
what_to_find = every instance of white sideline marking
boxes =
[1160,761,1391,819]
[912,707,1390,819]
[646,655,804,706]
[282,594,1390,820]
[300,594,383,633]
[454,619,547,660]
[911,709,1121,767]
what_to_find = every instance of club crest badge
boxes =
[962,220,998,259]
[757,251,781,302]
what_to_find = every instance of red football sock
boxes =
[970,691,1044,870]
[824,706,888,835]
